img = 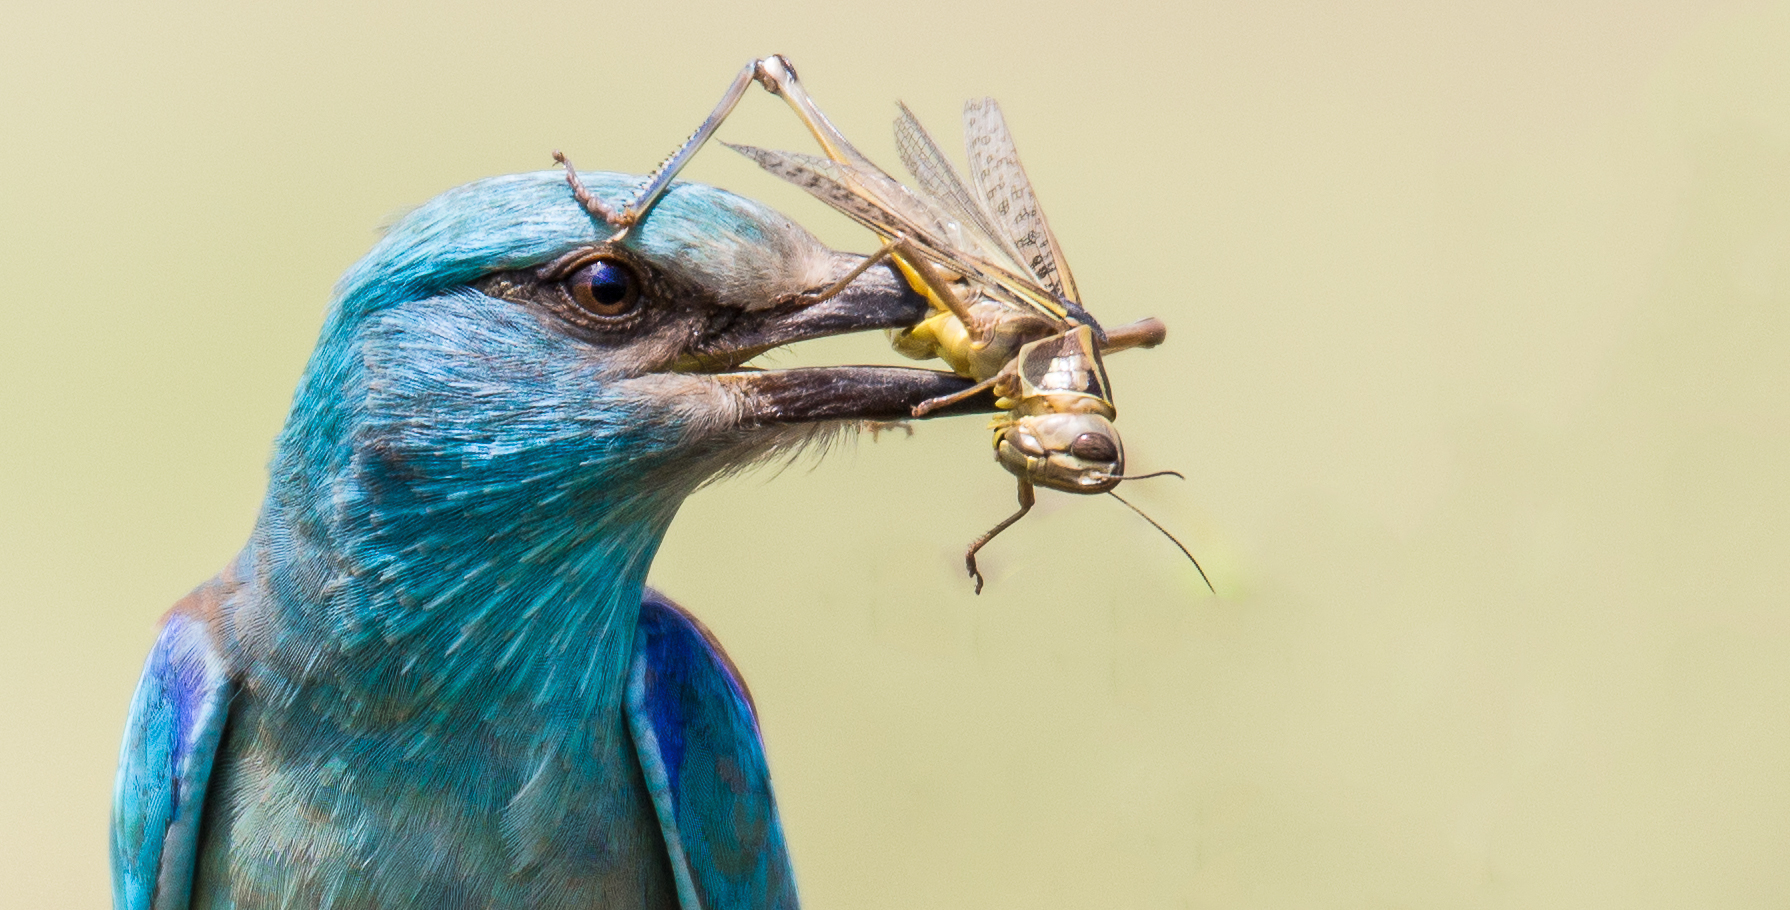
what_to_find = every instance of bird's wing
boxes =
[626,590,798,910]
[111,580,234,910]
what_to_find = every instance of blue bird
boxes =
[112,169,989,910]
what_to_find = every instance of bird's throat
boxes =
[231,466,692,735]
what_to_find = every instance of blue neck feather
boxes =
[231,171,710,731]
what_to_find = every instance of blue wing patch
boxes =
[626,590,798,910]
[112,607,232,910]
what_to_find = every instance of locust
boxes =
[557,55,1208,593]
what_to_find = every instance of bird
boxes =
[110,167,992,910]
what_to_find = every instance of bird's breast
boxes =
[190,681,680,910]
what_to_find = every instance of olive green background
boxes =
[5,1,1789,907]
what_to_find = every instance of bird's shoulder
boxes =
[626,588,797,910]
[112,565,240,910]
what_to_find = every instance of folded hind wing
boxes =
[626,591,798,910]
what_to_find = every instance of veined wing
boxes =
[728,142,1087,326]
[725,143,944,248]
[893,103,1016,268]
[830,148,964,248]
[727,126,962,256]
[963,98,1081,304]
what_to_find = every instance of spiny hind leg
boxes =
[965,478,1035,595]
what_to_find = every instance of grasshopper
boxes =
[558,56,1207,593]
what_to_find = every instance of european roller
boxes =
[111,168,990,909]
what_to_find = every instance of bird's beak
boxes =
[684,254,998,425]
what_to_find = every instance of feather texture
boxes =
[112,170,871,909]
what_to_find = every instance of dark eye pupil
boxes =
[586,262,631,305]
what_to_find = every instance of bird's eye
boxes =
[567,258,639,317]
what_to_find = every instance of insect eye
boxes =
[1068,432,1118,463]
[567,258,639,317]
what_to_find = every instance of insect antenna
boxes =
[1106,491,1215,593]
[1099,469,1186,482]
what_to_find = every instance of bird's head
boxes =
[273,170,978,520]
[246,171,982,685]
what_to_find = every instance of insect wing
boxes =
[729,143,1032,300]
[963,98,1082,305]
[730,142,1085,331]
[725,143,937,241]
[892,105,1094,329]
[826,146,964,246]
[894,103,1015,267]
[1016,325,1111,403]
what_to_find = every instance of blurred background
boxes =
[4,1,1789,907]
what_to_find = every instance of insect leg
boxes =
[552,150,622,225]
[611,58,775,231]
[796,238,900,305]
[889,240,989,344]
[751,58,992,347]
[752,55,876,170]
[965,478,1035,594]
[911,372,1002,417]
